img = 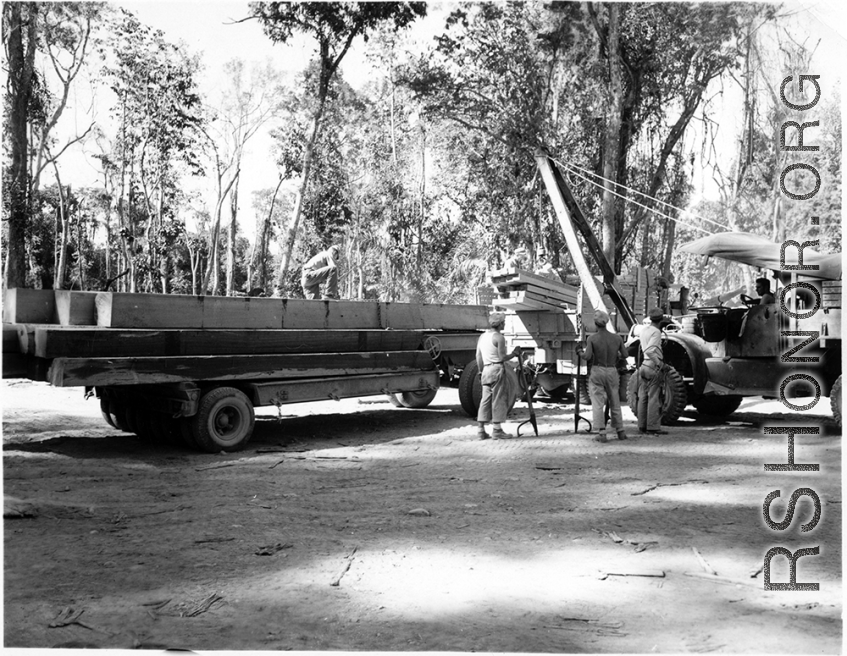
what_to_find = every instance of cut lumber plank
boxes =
[494,283,578,305]
[3,324,20,355]
[54,290,99,325]
[489,267,579,298]
[33,328,426,359]
[522,289,576,309]
[492,297,551,312]
[47,350,436,387]
[3,289,56,324]
[94,293,489,331]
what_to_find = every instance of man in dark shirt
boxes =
[576,310,629,442]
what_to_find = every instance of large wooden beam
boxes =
[3,289,56,324]
[54,291,98,325]
[94,293,489,331]
[33,328,426,359]
[47,350,436,387]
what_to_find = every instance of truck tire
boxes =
[832,375,842,427]
[191,386,255,453]
[693,395,743,417]
[394,388,438,409]
[458,360,482,416]
[626,365,687,425]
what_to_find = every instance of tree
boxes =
[248,1,427,296]
[99,9,203,292]
[199,58,286,296]
[3,2,40,288]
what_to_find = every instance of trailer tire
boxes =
[191,386,255,453]
[693,394,743,417]
[100,399,117,429]
[110,402,131,432]
[832,375,842,427]
[626,365,687,426]
[458,360,482,416]
[395,388,438,409]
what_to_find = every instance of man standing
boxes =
[637,307,668,435]
[301,244,340,300]
[476,313,521,440]
[576,309,629,442]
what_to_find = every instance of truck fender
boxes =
[663,333,712,396]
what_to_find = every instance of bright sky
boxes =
[52,1,845,242]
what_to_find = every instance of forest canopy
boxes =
[2,1,841,303]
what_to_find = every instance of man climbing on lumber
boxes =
[575,309,629,442]
[476,312,521,440]
[301,244,340,300]
[504,245,528,269]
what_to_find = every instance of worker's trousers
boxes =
[637,364,663,431]
[477,364,510,424]
[588,365,624,434]
[302,265,339,300]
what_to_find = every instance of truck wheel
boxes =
[626,365,687,425]
[832,375,842,427]
[661,366,687,424]
[191,386,255,453]
[458,360,482,416]
[693,395,743,416]
[394,388,438,409]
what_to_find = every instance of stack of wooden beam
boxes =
[488,267,579,312]
[2,289,489,387]
[823,280,842,309]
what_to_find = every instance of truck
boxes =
[625,233,842,425]
[455,151,842,429]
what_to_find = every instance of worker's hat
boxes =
[593,309,609,326]
[648,307,664,322]
[488,313,506,327]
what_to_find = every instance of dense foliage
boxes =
[2,1,841,303]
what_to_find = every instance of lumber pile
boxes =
[2,289,490,386]
[488,267,580,312]
[823,280,842,308]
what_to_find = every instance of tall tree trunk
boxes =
[258,175,283,291]
[53,170,69,290]
[601,3,623,270]
[274,102,324,296]
[3,2,38,288]
[226,177,240,295]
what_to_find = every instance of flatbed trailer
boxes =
[2,289,488,452]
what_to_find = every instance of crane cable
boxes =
[550,156,733,234]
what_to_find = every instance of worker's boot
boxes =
[477,425,490,440]
[617,430,628,441]
[491,427,511,440]
[593,432,607,443]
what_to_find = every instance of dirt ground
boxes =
[2,378,842,653]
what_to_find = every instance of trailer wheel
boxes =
[394,388,438,409]
[626,365,687,425]
[458,360,482,416]
[191,387,255,453]
[693,394,743,417]
[110,402,131,432]
[832,375,842,427]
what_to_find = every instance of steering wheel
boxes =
[740,294,756,308]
